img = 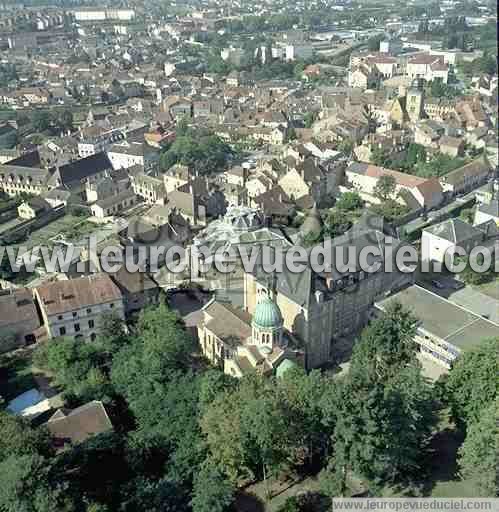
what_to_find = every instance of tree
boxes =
[371,147,392,168]
[349,301,419,382]
[201,374,297,488]
[239,382,292,497]
[119,477,186,512]
[109,305,201,488]
[337,139,354,155]
[32,111,52,132]
[458,256,495,286]
[324,208,353,239]
[277,496,301,512]
[442,338,498,427]
[321,304,436,490]
[402,143,427,172]
[57,110,74,132]
[198,370,237,415]
[0,454,74,512]
[201,386,249,483]
[335,192,363,212]
[459,208,474,224]
[373,174,396,202]
[191,462,235,512]
[458,400,498,497]
[0,410,52,462]
[277,368,332,467]
[303,111,317,128]
[159,130,231,175]
[369,199,409,222]
[414,153,466,178]
[96,312,131,356]
[362,105,378,134]
[33,338,113,405]
[367,35,383,51]
[430,80,458,99]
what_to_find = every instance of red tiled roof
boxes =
[36,274,122,316]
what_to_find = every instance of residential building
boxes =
[0,288,46,353]
[107,142,159,171]
[439,156,492,196]
[278,158,327,205]
[163,164,192,194]
[110,267,161,315]
[406,54,449,83]
[130,171,167,205]
[17,197,51,219]
[44,401,113,451]
[345,162,443,210]
[34,274,125,341]
[89,188,136,218]
[474,186,499,226]
[439,136,464,157]
[421,217,488,263]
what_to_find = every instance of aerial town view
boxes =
[0,0,497,509]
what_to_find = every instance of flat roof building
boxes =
[376,284,499,369]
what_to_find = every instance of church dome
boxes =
[252,295,283,329]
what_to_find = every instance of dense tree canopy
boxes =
[458,400,498,496]
[441,338,498,427]
[320,302,436,494]
[160,128,232,175]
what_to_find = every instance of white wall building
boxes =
[34,274,125,342]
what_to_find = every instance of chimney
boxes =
[325,275,335,291]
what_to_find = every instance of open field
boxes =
[10,214,94,252]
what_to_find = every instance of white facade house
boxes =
[34,274,125,342]
[406,54,449,83]
[71,8,135,22]
[107,143,158,171]
[421,218,485,263]
[345,162,443,210]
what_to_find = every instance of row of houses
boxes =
[344,155,493,209]
[0,270,161,353]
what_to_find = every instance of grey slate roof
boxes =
[425,218,484,244]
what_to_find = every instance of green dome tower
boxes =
[252,295,284,348]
